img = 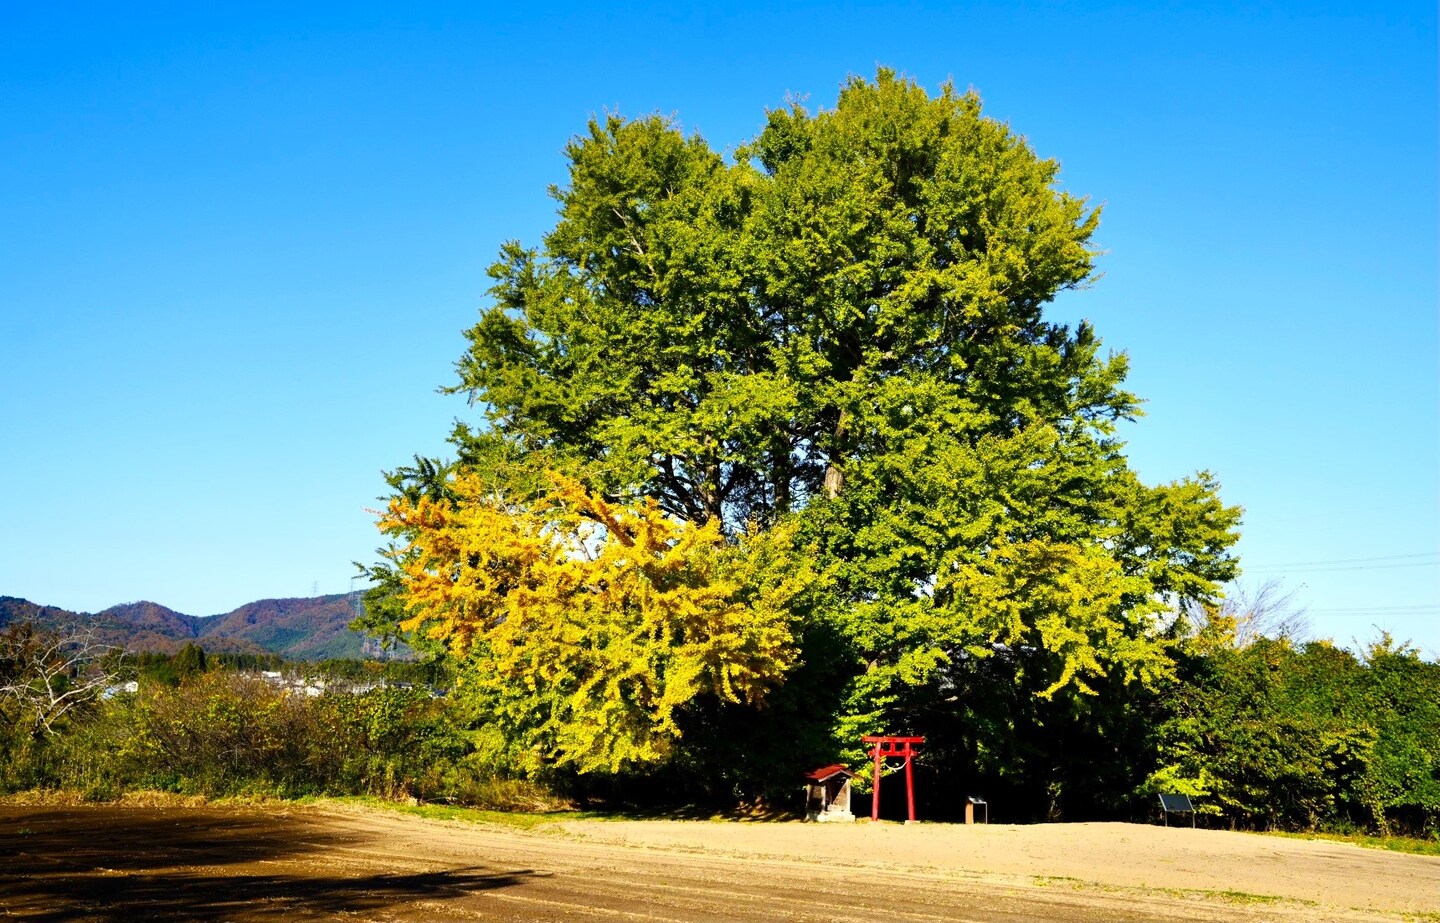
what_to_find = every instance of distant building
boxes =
[101,680,139,699]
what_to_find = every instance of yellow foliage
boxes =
[947,537,1173,698]
[376,471,801,772]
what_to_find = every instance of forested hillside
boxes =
[0,593,373,660]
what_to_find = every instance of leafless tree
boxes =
[1177,578,1311,647]
[0,617,124,736]
[1230,579,1311,645]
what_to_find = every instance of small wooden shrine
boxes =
[804,764,856,822]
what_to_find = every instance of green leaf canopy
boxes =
[387,69,1243,788]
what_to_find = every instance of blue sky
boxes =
[2,2,1435,654]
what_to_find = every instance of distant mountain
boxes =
[0,593,392,661]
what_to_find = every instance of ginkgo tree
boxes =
[368,70,1242,808]
[375,472,808,772]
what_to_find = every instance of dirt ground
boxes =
[1,802,1436,922]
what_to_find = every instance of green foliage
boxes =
[366,69,1240,800]
[350,67,1426,833]
[126,672,335,795]
[171,642,208,679]
[1147,637,1440,835]
[1,672,479,802]
[313,657,452,688]
[118,649,286,689]
[1352,637,1440,833]
[452,70,1130,531]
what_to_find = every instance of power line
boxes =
[1279,552,1437,565]
[1246,561,1439,575]
[1308,604,1439,611]
[1244,551,1439,572]
[1308,618,1438,622]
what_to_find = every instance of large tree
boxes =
[374,70,1241,801]
[457,71,1125,528]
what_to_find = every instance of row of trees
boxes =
[2,616,1435,832]
[0,632,544,808]
[1153,633,1440,833]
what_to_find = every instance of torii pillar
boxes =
[862,735,925,822]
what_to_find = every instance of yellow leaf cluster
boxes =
[948,538,1172,698]
[376,471,799,771]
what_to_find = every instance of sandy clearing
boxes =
[554,817,1440,914]
[1,802,1436,922]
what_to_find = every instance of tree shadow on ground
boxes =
[0,805,541,922]
[593,802,801,822]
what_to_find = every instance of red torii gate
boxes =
[862,735,925,822]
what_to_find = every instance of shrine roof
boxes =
[803,763,854,782]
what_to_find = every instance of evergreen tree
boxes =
[172,642,207,680]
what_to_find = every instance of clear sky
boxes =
[2,2,1435,655]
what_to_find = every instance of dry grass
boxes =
[2,789,296,810]
[304,795,599,829]
[1261,829,1440,858]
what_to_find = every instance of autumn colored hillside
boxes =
[0,593,380,660]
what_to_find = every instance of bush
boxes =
[1148,638,1440,835]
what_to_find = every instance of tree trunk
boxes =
[824,410,848,499]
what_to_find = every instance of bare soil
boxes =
[1,801,1435,922]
